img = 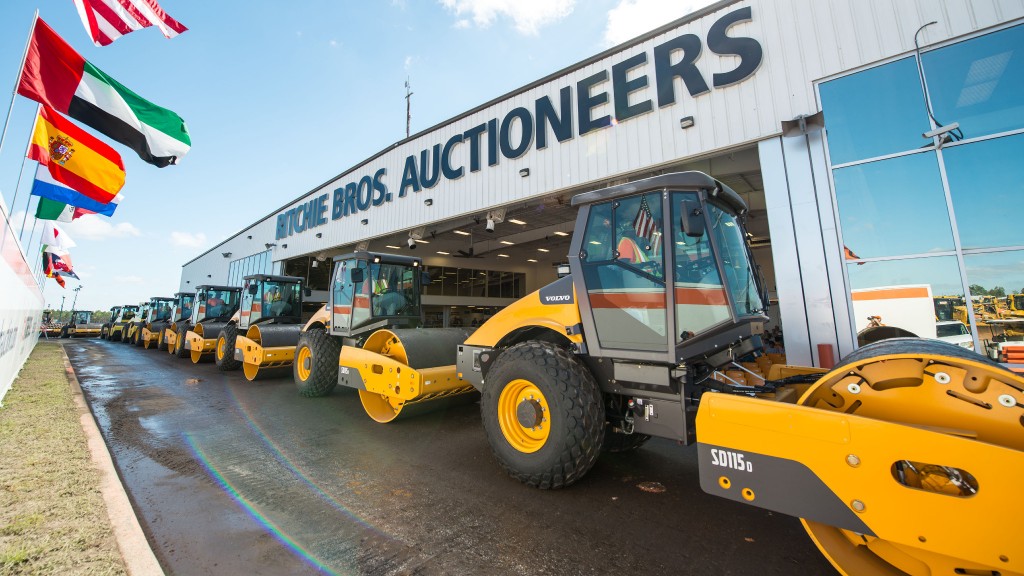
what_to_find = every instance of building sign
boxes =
[276,6,762,241]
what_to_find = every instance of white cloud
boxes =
[65,215,141,241]
[439,0,575,35]
[404,55,415,71]
[113,275,144,284]
[329,39,338,47]
[603,0,717,47]
[170,231,208,249]
[454,19,470,29]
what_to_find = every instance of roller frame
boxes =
[337,346,469,401]
[696,393,1024,574]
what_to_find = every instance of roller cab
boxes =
[184,285,241,363]
[108,304,140,342]
[164,291,196,354]
[140,297,174,349]
[66,310,101,337]
[231,274,306,380]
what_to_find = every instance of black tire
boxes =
[481,341,605,489]
[215,323,242,371]
[157,327,167,351]
[60,327,70,339]
[100,326,108,340]
[173,325,189,358]
[293,327,341,397]
[836,337,1015,376]
[110,328,121,342]
[601,428,651,453]
[134,326,145,347]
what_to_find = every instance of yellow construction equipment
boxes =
[293,252,475,421]
[163,292,196,355]
[182,285,241,363]
[60,310,101,338]
[105,304,139,342]
[304,172,1022,575]
[232,274,307,380]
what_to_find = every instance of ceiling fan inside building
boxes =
[454,232,484,258]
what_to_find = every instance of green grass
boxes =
[0,342,126,575]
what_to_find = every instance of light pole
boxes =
[70,285,82,316]
[58,295,66,323]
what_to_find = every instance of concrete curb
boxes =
[60,345,165,576]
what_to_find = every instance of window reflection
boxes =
[820,56,931,165]
[944,133,1024,250]
[923,24,1024,140]
[846,257,964,347]
[834,152,954,258]
[963,250,1024,362]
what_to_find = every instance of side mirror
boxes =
[303,288,312,298]
[350,267,365,284]
[681,199,705,238]
[247,284,258,295]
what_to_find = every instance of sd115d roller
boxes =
[137,297,175,348]
[293,252,472,422]
[163,292,196,354]
[61,310,101,338]
[447,172,1024,576]
[181,286,241,362]
[106,304,139,342]
[232,274,308,380]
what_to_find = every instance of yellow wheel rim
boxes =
[216,336,226,360]
[497,379,550,453]
[296,345,312,381]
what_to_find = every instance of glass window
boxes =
[820,57,931,164]
[262,280,301,320]
[708,202,765,318]
[944,133,1024,250]
[833,152,954,258]
[424,266,443,296]
[369,262,420,318]
[846,256,963,346]
[671,193,731,339]
[204,288,240,320]
[923,24,1024,140]
[963,250,1024,361]
[581,196,667,352]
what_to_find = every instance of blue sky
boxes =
[0,0,713,312]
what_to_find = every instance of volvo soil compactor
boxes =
[100,306,121,340]
[181,285,241,362]
[134,297,175,348]
[123,302,150,345]
[60,310,101,338]
[231,274,312,380]
[293,252,473,421]
[163,292,196,354]
[317,173,1023,576]
[106,304,139,342]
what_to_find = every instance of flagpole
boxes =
[8,105,38,231]
[0,11,38,165]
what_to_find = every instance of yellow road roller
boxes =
[99,306,120,340]
[163,292,196,355]
[182,285,242,363]
[293,252,474,422]
[63,310,101,338]
[137,296,175,348]
[107,304,139,342]
[232,274,308,380]
[323,172,1023,575]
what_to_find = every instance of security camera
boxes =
[485,218,495,233]
[407,237,417,249]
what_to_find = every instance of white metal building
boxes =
[181,0,1024,367]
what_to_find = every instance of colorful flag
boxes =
[17,19,191,167]
[36,196,76,222]
[73,0,188,46]
[30,165,122,218]
[28,105,125,204]
[632,195,659,245]
[41,221,77,251]
[843,245,865,265]
[42,252,74,287]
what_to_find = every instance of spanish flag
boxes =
[27,105,125,204]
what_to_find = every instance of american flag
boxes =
[632,196,659,245]
[72,0,188,47]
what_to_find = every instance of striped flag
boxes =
[632,195,659,245]
[73,0,188,46]
[28,105,125,204]
[17,19,191,167]
[36,197,76,222]
[31,165,122,219]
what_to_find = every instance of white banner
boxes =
[0,209,43,405]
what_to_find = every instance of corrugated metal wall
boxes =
[183,0,1024,292]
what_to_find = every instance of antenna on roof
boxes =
[405,77,413,138]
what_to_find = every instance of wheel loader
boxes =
[135,296,175,348]
[163,291,196,354]
[106,304,139,342]
[292,252,472,420]
[321,172,1024,575]
[231,274,310,380]
[181,285,241,362]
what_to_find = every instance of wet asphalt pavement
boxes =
[65,339,835,576]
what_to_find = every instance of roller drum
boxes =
[240,323,303,381]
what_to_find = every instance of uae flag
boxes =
[17,18,191,167]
